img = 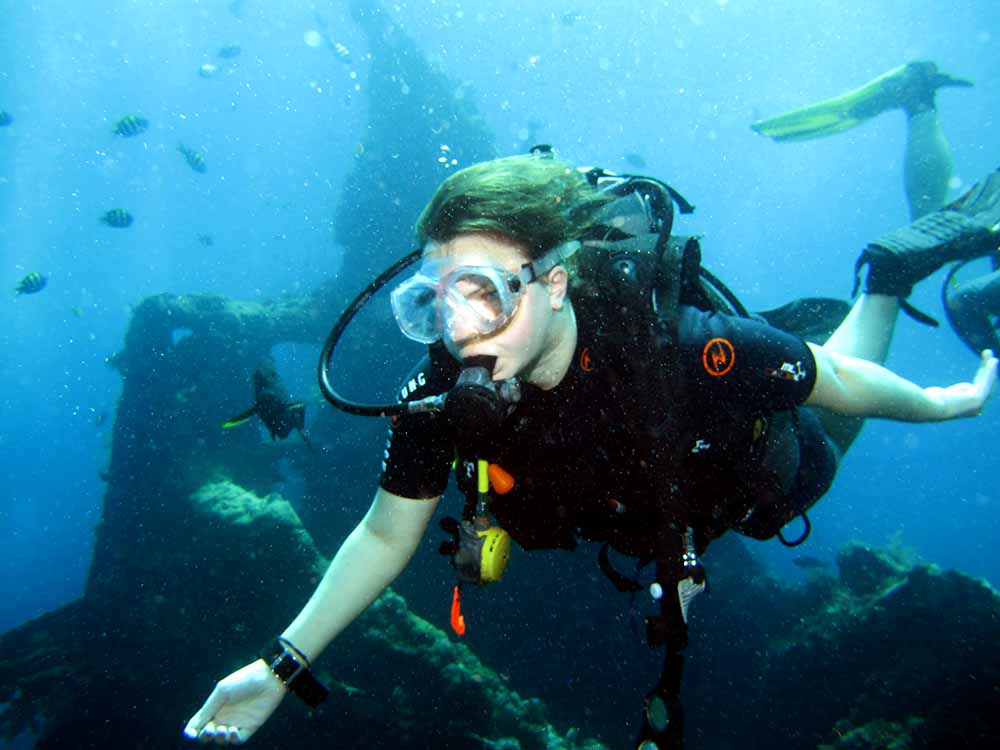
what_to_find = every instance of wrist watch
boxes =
[260,638,329,708]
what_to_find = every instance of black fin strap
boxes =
[851,255,941,327]
[899,298,941,327]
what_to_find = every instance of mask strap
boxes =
[521,240,581,283]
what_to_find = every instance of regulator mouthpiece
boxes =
[444,356,521,449]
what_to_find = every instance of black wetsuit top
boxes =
[381,302,824,556]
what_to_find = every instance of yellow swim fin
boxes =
[751,61,972,143]
[222,406,257,429]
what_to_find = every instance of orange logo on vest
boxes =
[579,347,594,372]
[702,338,735,377]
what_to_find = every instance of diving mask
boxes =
[390,240,581,344]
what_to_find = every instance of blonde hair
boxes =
[416,154,613,261]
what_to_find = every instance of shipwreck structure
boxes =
[2,3,999,749]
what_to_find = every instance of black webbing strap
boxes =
[597,543,644,593]
[635,566,689,750]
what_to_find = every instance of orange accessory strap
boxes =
[450,584,467,636]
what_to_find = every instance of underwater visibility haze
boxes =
[1,1,999,748]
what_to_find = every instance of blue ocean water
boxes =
[1,0,998,654]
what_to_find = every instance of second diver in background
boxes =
[223,358,312,449]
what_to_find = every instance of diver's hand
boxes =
[183,660,287,745]
[924,349,998,419]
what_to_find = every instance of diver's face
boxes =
[425,233,569,382]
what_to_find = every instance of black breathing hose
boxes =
[317,248,425,417]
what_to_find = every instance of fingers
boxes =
[975,349,998,394]
[184,687,225,740]
[945,350,1000,418]
[184,686,250,745]
[192,721,246,745]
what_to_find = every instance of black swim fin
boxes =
[855,165,1000,324]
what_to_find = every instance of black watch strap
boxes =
[260,639,329,709]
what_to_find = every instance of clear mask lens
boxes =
[450,272,506,318]
[390,271,444,344]
[391,264,521,344]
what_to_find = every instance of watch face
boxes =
[264,647,329,708]
[272,653,301,682]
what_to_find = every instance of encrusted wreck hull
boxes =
[2,2,999,748]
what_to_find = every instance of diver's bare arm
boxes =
[279,486,439,660]
[805,344,997,421]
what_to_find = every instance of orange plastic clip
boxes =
[450,584,467,636]
[487,463,515,495]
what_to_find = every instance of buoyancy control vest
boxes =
[450,166,808,557]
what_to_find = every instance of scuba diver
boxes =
[184,152,997,750]
[752,60,1000,358]
[223,357,313,449]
